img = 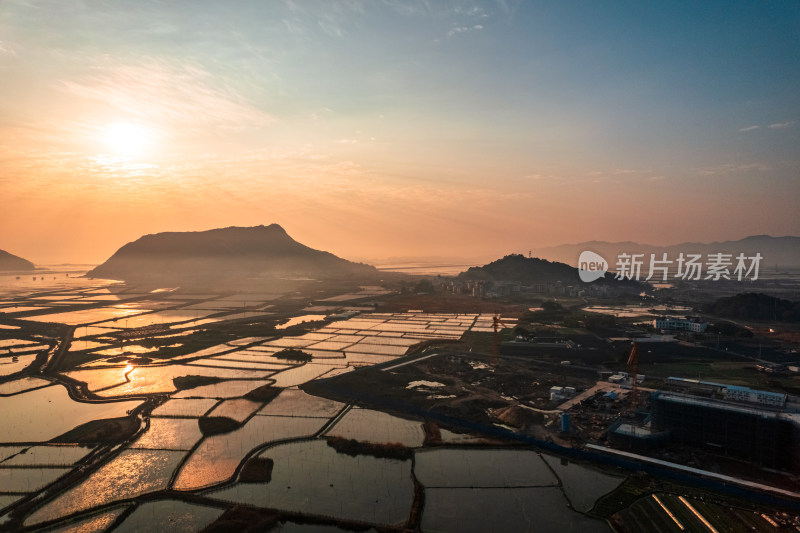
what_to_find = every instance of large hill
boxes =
[0,249,35,271]
[87,225,377,285]
[535,235,800,270]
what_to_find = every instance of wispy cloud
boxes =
[583,168,657,183]
[446,24,484,37]
[0,40,17,55]
[739,121,795,132]
[280,0,368,38]
[696,162,774,176]
[316,16,345,38]
[59,59,273,131]
[454,5,489,19]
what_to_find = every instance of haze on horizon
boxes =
[1,1,798,265]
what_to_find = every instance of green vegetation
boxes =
[239,457,274,483]
[581,313,618,330]
[594,473,794,529]
[273,348,313,362]
[520,305,618,332]
[51,416,140,443]
[326,436,413,460]
[458,254,641,295]
[704,292,800,322]
[201,506,280,533]
[614,491,786,533]
[459,254,580,283]
[524,299,581,324]
[459,330,515,354]
[422,420,443,446]
[198,416,241,436]
[413,279,435,293]
[707,321,754,337]
[244,384,282,402]
[541,300,563,312]
[173,375,224,390]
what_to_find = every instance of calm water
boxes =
[374,262,477,276]
[0,268,110,297]
[1,275,622,531]
[0,385,141,442]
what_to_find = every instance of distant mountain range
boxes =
[534,235,800,270]
[0,249,35,271]
[87,225,377,285]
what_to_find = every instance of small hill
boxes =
[0,249,35,271]
[87,224,377,285]
[459,253,639,287]
[459,254,577,284]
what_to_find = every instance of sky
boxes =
[1,0,798,265]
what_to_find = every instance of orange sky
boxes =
[1,2,798,265]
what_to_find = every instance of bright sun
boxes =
[103,122,153,157]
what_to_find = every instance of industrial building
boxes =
[550,386,576,401]
[607,378,800,472]
[650,390,800,471]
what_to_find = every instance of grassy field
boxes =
[615,492,783,533]
[596,475,793,533]
[633,359,800,392]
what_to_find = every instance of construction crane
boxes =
[492,314,509,333]
[627,341,640,409]
[491,314,510,364]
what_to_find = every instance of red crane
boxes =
[492,314,509,333]
[627,342,641,409]
[491,314,509,364]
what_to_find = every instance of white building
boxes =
[653,316,707,333]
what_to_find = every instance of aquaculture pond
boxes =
[0,279,621,532]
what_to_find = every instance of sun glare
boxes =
[103,122,153,158]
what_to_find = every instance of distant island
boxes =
[0,249,35,271]
[87,224,378,285]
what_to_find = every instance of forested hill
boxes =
[703,292,800,322]
[458,254,639,288]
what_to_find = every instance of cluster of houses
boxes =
[437,279,622,298]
